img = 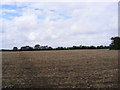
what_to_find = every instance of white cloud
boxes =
[1,0,119,3]
[2,9,17,13]
[1,2,118,49]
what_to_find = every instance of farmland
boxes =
[2,50,118,88]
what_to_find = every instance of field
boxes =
[2,50,118,88]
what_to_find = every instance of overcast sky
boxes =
[0,1,118,49]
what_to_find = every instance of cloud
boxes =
[1,0,119,3]
[1,2,118,49]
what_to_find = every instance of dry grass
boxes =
[2,49,118,88]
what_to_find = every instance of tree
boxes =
[48,46,53,50]
[89,46,96,49]
[99,45,104,49]
[13,47,18,50]
[34,44,40,50]
[56,47,64,50]
[110,36,120,50]
[20,46,33,51]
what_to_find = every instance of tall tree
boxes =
[110,37,120,50]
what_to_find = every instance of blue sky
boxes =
[0,2,118,49]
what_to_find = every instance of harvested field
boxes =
[2,50,118,88]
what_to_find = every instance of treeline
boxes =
[11,45,109,51]
[1,36,120,51]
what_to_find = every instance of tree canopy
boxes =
[109,36,120,50]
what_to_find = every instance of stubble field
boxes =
[2,50,118,88]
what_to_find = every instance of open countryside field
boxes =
[2,50,118,88]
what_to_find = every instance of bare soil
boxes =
[2,50,118,88]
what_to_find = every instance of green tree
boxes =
[110,37,120,50]
[13,47,18,50]
[34,44,40,50]
[20,46,33,51]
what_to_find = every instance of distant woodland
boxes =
[2,36,120,51]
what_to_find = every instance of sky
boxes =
[0,1,118,49]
